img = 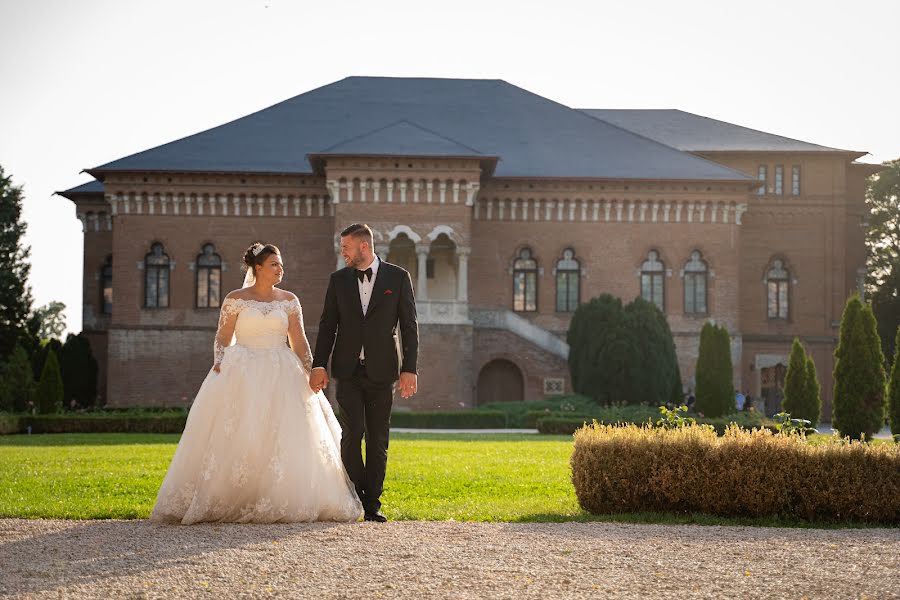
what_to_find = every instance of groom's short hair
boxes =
[341,223,374,247]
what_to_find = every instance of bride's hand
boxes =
[213,363,221,373]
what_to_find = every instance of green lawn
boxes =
[0,433,891,527]
[0,433,584,521]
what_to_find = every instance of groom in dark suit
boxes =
[310,223,418,522]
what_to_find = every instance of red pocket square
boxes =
[384,289,393,295]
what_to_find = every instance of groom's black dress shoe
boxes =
[364,511,387,522]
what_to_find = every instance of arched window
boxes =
[144,242,170,308]
[100,255,113,315]
[683,250,707,314]
[766,259,790,319]
[555,248,580,312]
[640,250,665,311]
[196,243,222,308]
[512,247,538,312]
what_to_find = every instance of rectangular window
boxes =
[775,165,784,195]
[556,272,579,312]
[641,273,664,311]
[514,272,537,312]
[792,165,801,195]
[684,273,707,314]
[757,165,767,196]
[767,281,789,319]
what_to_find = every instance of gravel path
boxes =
[1,519,897,599]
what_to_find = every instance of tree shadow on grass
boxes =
[0,519,354,596]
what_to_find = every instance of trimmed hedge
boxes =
[390,410,507,429]
[572,423,900,523]
[535,410,769,436]
[0,413,20,435]
[20,414,188,434]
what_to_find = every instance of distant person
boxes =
[734,390,746,412]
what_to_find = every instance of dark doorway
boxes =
[477,359,524,405]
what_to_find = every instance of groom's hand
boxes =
[399,372,417,399]
[310,367,329,392]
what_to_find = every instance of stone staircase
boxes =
[470,308,569,359]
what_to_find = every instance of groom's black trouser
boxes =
[336,361,393,514]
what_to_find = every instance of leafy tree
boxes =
[0,165,36,360]
[833,294,886,439]
[60,333,99,408]
[0,343,35,412]
[866,158,900,363]
[695,322,734,417]
[35,348,63,414]
[33,301,67,340]
[621,297,681,405]
[887,326,900,436]
[567,294,681,405]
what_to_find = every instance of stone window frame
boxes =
[195,242,223,309]
[774,165,784,196]
[791,165,801,196]
[757,164,767,196]
[554,247,580,313]
[512,246,539,313]
[144,242,171,309]
[682,250,709,316]
[100,254,113,316]
[764,256,793,321]
[640,249,666,312]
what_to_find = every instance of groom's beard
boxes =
[344,251,363,269]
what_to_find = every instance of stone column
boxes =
[327,180,340,204]
[416,245,429,301]
[386,181,394,203]
[452,181,460,204]
[439,182,447,204]
[413,181,421,203]
[456,247,470,302]
[400,181,407,203]
[373,181,381,204]
[426,181,433,203]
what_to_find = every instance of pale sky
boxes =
[1,0,898,334]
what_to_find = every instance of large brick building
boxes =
[59,77,878,417]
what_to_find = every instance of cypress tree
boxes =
[888,325,900,436]
[60,333,99,409]
[0,343,35,412]
[833,295,886,440]
[35,348,63,414]
[567,294,625,404]
[717,324,735,415]
[803,355,822,428]
[782,338,808,417]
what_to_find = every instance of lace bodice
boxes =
[214,297,313,373]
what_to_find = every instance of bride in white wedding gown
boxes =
[151,242,362,524]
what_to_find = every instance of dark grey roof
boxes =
[56,179,104,199]
[89,77,753,182]
[316,119,489,158]
[581,109,856,153]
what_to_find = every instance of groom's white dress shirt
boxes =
[357,255,380,361]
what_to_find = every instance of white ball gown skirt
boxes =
[150,341,363,524]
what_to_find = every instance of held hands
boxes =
[309,367,329,393]
[399,372,417,399]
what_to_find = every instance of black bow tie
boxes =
[356,267,373,283]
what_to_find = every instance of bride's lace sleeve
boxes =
[286,297,313,375]
[214,298,240,366]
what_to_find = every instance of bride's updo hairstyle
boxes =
[242,242,281,276]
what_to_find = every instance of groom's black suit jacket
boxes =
[312,259,418,384]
